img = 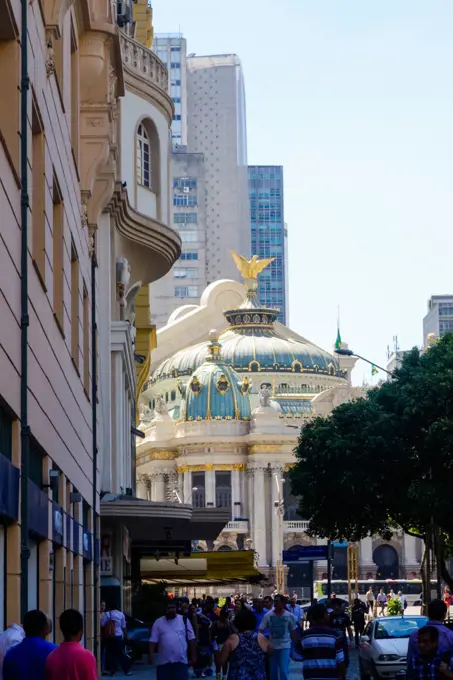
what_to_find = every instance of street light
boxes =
[186,486,198,504]
[172,486,199,504]
[334,347,398,379]
[274,474,285,593]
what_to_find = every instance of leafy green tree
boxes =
[290,334,453,589]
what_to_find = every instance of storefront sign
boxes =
[100,534,113,576]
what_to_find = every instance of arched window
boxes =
[136,123,151,188]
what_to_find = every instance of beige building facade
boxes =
[0,0,179,653]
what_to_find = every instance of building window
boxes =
[173,268,198,279]
[174,213,198,225]
[180,231,199,243]
[192,472,205,507]
[180,252,198,261]
[215,472,231,517]
[71,241,80,371]
[32,96,46,287]
[175,286,199,298]
[52,175,64,335]
[173,178,197,190]
[173,194,197,207]
[136,123,151,188]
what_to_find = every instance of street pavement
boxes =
[115,650,361,679]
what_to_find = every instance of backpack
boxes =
[103,612,116,638]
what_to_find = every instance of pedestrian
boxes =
[377,589,387,616]
[407,599,453,666]
[100,601,107,675]
[297,604,346,680]
[365,587,374,616]
[218,609,272,680]
[306,598,319,629]
[252,599,269,633]
[2,610,56,680]
[100,602,131,676]
[45,608,97,679]
[179,598,199,641]
[259,594,297,680]
[0,624,24,680]
[212,609,232,679]
[286,596,302,627]
[388,589,395,601]
[263,596,274,612]
[407,625,453,680]
[329,599,353,668]
[149,600,197,680]
[397,591,407,614]
[351,599,367,648]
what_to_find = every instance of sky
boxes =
[152,1,453,384]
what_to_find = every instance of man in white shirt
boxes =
[149,601,197,680]
[0,624,24,680]
[377,589,387,616]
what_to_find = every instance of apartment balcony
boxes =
[120,32,173,124]
[108,184,181,284]
[283,520,310,532]
[223,520,249,533]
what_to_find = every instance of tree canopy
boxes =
[290,334,453,582]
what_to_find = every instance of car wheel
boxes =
[359,659,371,680]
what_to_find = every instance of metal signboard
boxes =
[283,545,329,562]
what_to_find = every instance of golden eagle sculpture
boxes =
[230,252,275,280]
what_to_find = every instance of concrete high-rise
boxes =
[153,34,188,147]
[248,166,288,323]
[423,295,453,346]
[187,54,250,283]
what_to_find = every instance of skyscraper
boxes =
[423,294,453,345]
[248,165,288,323]
[153,34,188,146]
[187,54,250,283]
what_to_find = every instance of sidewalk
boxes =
[115,663,154,678]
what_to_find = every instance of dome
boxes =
[181,332,252,422]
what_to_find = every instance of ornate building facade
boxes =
[0,0,180,649]
[136,257,423,587]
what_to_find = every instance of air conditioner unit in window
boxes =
[116,0,131,26]
[183,187,190,193]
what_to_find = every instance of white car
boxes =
[359,615,428,679]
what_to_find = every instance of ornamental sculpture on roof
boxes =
[230,251,274,281]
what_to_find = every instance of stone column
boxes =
[403,534,419,567]
[232,468,241,519]
[205,467,216,507]
[271,469,281,567]
[136,474,149,500]
[250,466,267,567]
[154,473,166,502]
[167,471,178,501]
[183,470,192,503]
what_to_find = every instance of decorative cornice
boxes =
[176,463,247,474]
[248,444,279,454]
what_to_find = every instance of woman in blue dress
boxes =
[218,609,272,680]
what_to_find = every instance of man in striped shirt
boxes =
[298,604,346,680]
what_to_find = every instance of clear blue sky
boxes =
[153,1,453,384]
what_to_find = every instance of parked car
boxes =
[359,615,428,679]
[125,615,151,662]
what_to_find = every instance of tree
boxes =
[290,334,453,590]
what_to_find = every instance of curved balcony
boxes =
[107,184,181,284]
[120,32,173,124]
[283,520,310,532]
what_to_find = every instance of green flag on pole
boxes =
[335,328,342,350]
[371,365,378,376]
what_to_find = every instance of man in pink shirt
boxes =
[45,609,97,680]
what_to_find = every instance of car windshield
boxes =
[375,617,428,640]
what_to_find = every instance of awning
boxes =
[140,550,262,586]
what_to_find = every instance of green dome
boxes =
[181,336,252,422]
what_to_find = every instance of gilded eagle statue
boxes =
[230,252,275,280]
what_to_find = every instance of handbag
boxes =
[103,612,116,638]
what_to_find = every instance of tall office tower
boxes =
[423,295,453,345]
[150,148,208,328]
[187,54,250,283]
[153,34,188,146]
[248,166,288,323]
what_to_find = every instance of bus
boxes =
[314,579,439,605]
